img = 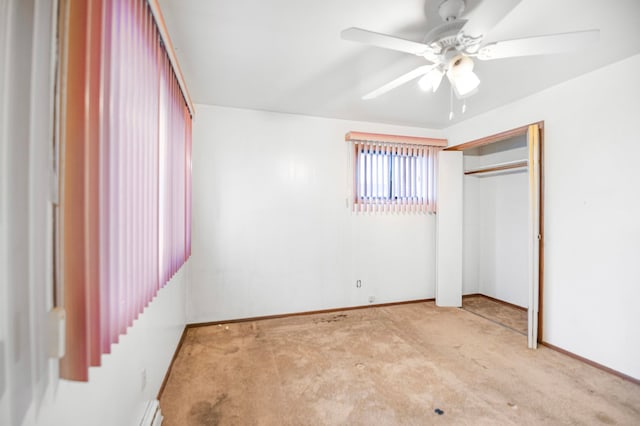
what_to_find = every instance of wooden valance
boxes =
[345,131,448,147]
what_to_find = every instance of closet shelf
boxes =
[464,159,528,175]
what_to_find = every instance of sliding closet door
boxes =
[527,124,541,349]
[436,151,463,307]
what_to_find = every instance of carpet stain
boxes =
[472,358,488,370]
[595,412,616,424]
[315,314,347,324]
[188,394,228,426]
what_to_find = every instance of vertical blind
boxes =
[346,133,446,214]
[58,0,192,381]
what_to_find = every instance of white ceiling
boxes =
[158,0,640,129]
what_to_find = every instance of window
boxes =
[346,132,445,214]
[56,0,193,381]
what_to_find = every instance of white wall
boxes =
[446,54,640,379]
[1,1,52,424]
[462,141,529,307]
[0,2,189,425]
[462,174,479,295]
[22,264,188,426]
[477,170,529,307]
[436,151,463,307]
[189,105,445,323]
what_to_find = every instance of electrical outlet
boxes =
[356,279,362,288]
[369,296,375,303]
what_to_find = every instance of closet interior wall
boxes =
[462,136,529,308]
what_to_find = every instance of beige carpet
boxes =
[160,302,640,425]
[462,295,528,335]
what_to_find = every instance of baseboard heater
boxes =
[140,400,163,426]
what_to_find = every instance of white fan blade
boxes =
[477,30,599,60]
[458,0,522,50]
[363,65,437,100]
[341,27,435,57]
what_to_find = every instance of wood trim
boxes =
[462,293,527,312]
[537,126,545,342]
[345,131,447,147]
[464,160,528,175]
[147,0,195,117]
[187,298,435,329]
[444,121,544,151]
[541,342,640,385]
[157,325,189,399]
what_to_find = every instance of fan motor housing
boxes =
[438,0,465,22]
[424,20,466,54]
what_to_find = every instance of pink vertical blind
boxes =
[345,132,446,214]
[58,0,192,381]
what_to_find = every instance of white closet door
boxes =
[436,151,463,307]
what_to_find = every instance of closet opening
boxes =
[444,122,544,347]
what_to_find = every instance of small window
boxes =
[347,135,442,214]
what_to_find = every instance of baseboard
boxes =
[541,341,640,385]
[187,298,435,329]
[463,293,527,312]
[156,325,189,400]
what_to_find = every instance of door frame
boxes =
[444,122,545,346]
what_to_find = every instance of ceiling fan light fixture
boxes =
[342,0,601,116]
[447,54,474,78]
[418,68,444,92]
[446,54,479,98]
[448,69,480,98]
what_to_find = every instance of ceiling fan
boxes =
[341,0,599,101]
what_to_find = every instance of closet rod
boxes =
[464,160,528,175]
